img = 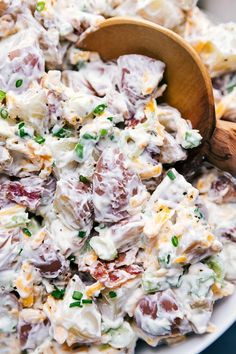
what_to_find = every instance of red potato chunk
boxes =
[93,148,145,223]
[134,289,191,337]
[54,179,93,230]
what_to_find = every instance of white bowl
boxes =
[137,1,236,353]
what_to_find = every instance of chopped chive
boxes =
[75,143,84,159]
[34,134,45,144]
[167,254,170,264]
[53,127,71,138]
[77,61,86,71]
[18,122,28,138]
[69,301,82,308]
[167,170,176,181]
[22,228,32,237]
[194,207,204,219]
[93,104,107,115]
[171,235,178,247]
[0,108,8,119]
[36,1,45,11]
[51,287,65,300]
[107,117,113,122]
[79,175,90,184]
[18,122,24,129]
[82,133,97,140]
[78,230,86,238]
[15,79,23,88]
[72,291,83,300]
[0,90,6,101]
[67,254,76,262]
[227,84,236,94]
[109,135,114,141]
[100,129,107,137]
[109,291,117,298]
[82,299,93,304]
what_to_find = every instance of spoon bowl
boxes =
[79,17,236,176]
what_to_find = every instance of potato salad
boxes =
[0,1,236,354]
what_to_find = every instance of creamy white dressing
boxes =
[0,1,235,353]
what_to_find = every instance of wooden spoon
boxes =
[79,17,236,175]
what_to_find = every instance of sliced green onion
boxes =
[77,61,86,71]
[75,143,84,159]
[72,291,83,300]
[69,301,82,308]
[34,134,45,144]
[227,84,236,94]
[109,291,117,298]
[167,170,176,181]
[0,90,6,101]
[53,127,71,138]
[82,133,97,140]
[67,254,76,262]
[107,117,113,122]
[18,122,28,138]
[100,129,107,137]
[78,230,86,238]
[51,287,65,300]
[194,207,204,219]
[22,228,32,237]
[93,104,107,115]
[79,175,90,184]
[171,235,178,247]
[15,79,23,88]
[109,135,114,141]
[82,299,93,304]
[36,1,45,11]
[0,108,8,119]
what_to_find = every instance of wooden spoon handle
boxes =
[206,120,236,176]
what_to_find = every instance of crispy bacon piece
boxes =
[87,250,142,288]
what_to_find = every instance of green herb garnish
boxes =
[69,301,82,308]
[194,207,204,219]
[107,117,113,122]
[227,84,236,94]
[0,90,6,101]
[109,291,117,298]
[0,108,8,119]
[72,291,83,300]
[53,127,71,138]
[171,235,179,247]
[78,231,86,238]
[22,228,32,237]
[51,287,65,300]
[34,134,45,144]
[167,170,176,181]
[82,299,93,304]
[67,255,76,262]
[93,104,107,115]
[79,175,90,184]
[82,133,97,140]
[100,129,107,137]
[18,122,28,138]
[75,143,84,159]
[15,79,23,88]
[36,1,45,11]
